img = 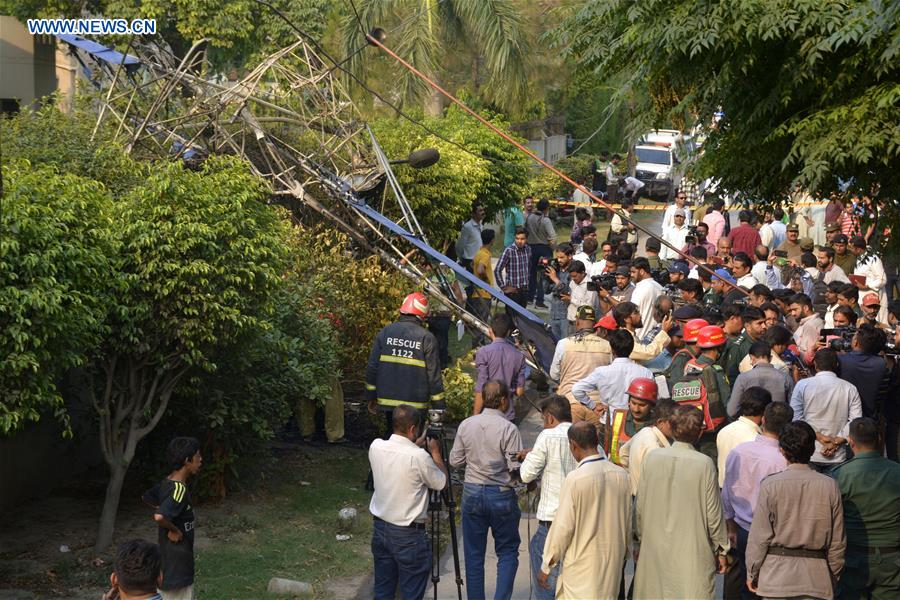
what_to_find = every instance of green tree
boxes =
[0,161,116,435]
[91,156,294,552]
[370,106,531,247]
[343,0,531,115]
[552,0,900,207]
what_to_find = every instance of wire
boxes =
[365,34,750,296]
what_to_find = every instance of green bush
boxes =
[442,351,475,424]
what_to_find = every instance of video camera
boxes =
[821,327,856,352]
[684,225,699,245]
[538,256,559,272]
[426,408,445,440]
[587,272,617,292]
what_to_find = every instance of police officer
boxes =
[365,292,445,426]
[719,307,768,384]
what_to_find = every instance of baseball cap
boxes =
[712,268,737,285]
[576,305,597,322]
[670,324,684,338]
[595,314,618,330]
[862,293,880,307]
[799,237,815,251]
[825,222,840,233]
[787,223,799,232]
[673,304,704,320]
[616,265,631,276]
[674,208,686,217]
[667,261,690,277]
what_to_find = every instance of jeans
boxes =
[724,525,758,600]
[549,317,570,342]
[529,522,558,600]
[528,244,553,304]
[461,483,521,600]
[372,519,431,600]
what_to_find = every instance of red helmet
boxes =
[683,319,709,343]
[627,377,658,403]
[399,292,429,318]
[696,325,727,349]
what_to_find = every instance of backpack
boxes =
[669,359,727,432]
[811,271,828,317]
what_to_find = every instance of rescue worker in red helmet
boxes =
[664,318,709,389]
[607,377,658,465]
[673,325,731,462]
[365,292,445,420]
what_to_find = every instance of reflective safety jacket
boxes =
[364,315,445,411]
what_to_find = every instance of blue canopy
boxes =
[57,35,140,68]
[349,198,558,372]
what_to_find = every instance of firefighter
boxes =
[607,377,658,465]
[365,292,445,422]
[664,318,709,388]
[672,325,731,463]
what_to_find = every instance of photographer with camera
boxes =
[837,323,887,419]
[369,405,447,600]
[543,243,574,340]
[612,301,675,362]
[449,380,524,600]
[596,266,633,314]
[681,222,716,258]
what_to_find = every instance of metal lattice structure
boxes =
[62,31,556,370]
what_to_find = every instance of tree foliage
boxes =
[370,105,532,247]
[0,161,115,434]
[552,0,900,205]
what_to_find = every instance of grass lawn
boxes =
[194,444,374,599]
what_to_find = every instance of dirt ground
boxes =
[0,437,375,600]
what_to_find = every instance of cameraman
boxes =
[838,323,887,419]
[369,405,447,600]
[544,243,574,339]
[597,266,632,313]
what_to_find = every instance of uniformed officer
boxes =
[719,307,768,384]
[365,292,445,426]
[607,377,657,465]
[664,318,709,387]
[681,325,731,462]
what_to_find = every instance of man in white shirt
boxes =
[716,387,767,487]
[611,199,638,245]
[662,209,690,260]
[572,238,596,272]
[518,396,579,600]
[629,257,664,340]
[454,202,484,271]
[758,212,775,248]
[816,246,850,285]
[572,329,654,414]
[662,191,692,231]
[790,348,863,468]
[732,252,759,289]
[566,261,599,325]
[369,405,447,599]
[850,236,889,323]
[623,176,645,199]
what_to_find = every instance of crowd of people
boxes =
[366,190,900,600]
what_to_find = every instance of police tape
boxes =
[547,199,831,211]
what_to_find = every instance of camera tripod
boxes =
[427,423,463,600]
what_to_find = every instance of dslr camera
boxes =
[587,273,617,292]
[821,327,856,352]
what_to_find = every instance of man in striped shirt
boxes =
[495,226,532,310]
[518,396,579,600]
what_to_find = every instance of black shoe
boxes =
[535,302,548,309]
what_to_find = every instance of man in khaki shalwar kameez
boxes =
[634,405,730,599]
[746,421,846,600]
[538,422,632,599]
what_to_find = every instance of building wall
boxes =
[0,16,78,112]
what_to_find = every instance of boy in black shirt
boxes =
[143,437,202,600]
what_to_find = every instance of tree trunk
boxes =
[95,458,129,553]
[425,86,444,117]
